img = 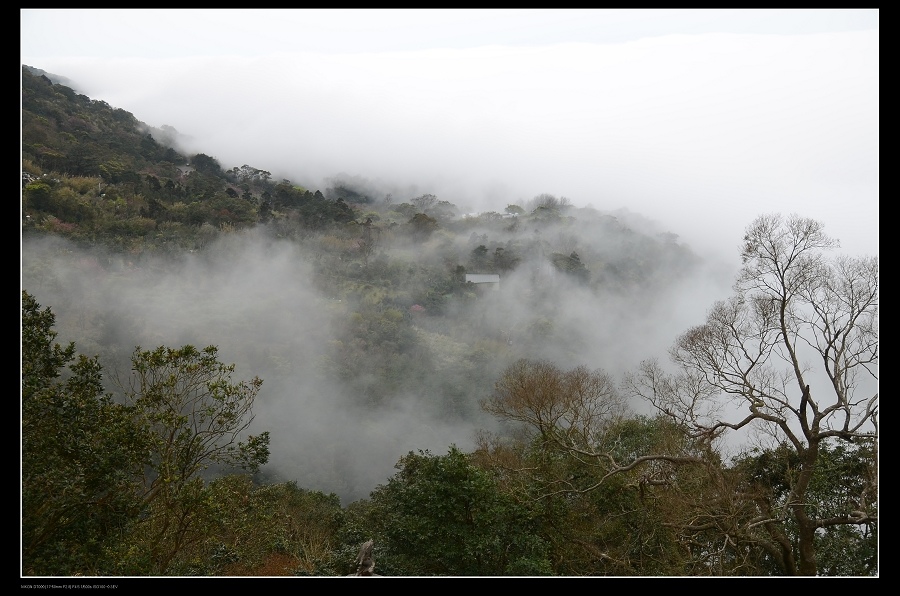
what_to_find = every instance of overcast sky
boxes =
[21,8,879,262]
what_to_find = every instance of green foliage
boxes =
[189,153,224,176]
[428,200,458,222]
[23,181,53,211]
[479,358,739,574]
[228,164,272,184]
[476,414,710,575]
[22,292,273,575]
[357,447,553,576]
[407,212,438,241]
[549,251,589,282]
[22,291,147,575]
[492,246,520,272]
[156,476,343,576]
[127,344,267,480]
[470,244,489,267]
[732,440,878,576]
[96,345,269,575]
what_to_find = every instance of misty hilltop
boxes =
[21,64,732,503]
[21,55,877,577]
[22,64,732,503]
[20,11,877,576]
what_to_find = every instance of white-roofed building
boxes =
[465,273,500,291]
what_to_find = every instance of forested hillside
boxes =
[21,65,877,576]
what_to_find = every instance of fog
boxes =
[21,10,878,262]
[22,212,738,503]
[21,10,878,502]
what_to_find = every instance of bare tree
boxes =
[411,193,438,212]
[358,217,379,268]
[481,359,705,499]
[624,214,878,575]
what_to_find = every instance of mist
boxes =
[22,24,878,263]
[22,203,739,503]
[21,10,878,503]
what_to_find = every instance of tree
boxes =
[528,194,571,213]
[474,413,716,575]
[470,244,489,270]
[407,212,438,241]
[22,291,147,575]
[550,251,589,282]
[229,164,271,184]
[355,447,552,576]
[481,359,706,502]
[429,200,458,222]
[731,438,877,575]
[110,345,270,574]
[493,246,520,272]
[125,344,268,485]
[190,153,224,176]
[624,214,878,575]
[23,181,53,211]
[22,292,272,575]
[358,217,379,268]
[185,476,344,576]
[411,193,438,212]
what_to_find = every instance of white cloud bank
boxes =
[22,10,878,265]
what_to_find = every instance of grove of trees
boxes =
[23,292,271,575]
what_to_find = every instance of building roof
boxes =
[466,274,500,284]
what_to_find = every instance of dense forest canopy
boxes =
[21,65,877,576]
